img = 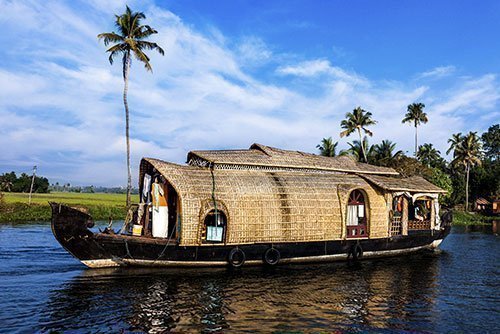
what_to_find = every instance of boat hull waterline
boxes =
[50,203,451,269]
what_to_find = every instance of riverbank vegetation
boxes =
[0,192,139,222]
[0,171,49,193]
[452,211,497,226]
[318,105,499,222]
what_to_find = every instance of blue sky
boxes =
[1,0,499,186]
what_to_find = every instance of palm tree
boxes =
[0,180,13,192]
[451,132,482,211]
[98,6,164,208]
[342,136,375,163]
[446,132,463,155]
[340,107,377,163]
[402,102,428,157]
[417,143,441,167]
[373,139,403,166]
[316,137,338,157]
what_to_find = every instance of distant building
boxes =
[475,197,491,212]
[493,199,500,215]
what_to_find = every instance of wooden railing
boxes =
[390,216,402,236]
[346,223,367,238]
[408,220,431,230]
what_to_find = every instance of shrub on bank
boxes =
[453,211,497,225]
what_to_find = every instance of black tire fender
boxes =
[263,247,280,266]
[349,244,363,261]
[228,248,246,268]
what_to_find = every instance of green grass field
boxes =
[0,192,139,222]
[3,192,138,206]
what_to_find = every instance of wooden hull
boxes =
[50,203,451,269]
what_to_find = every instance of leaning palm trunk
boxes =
[357,128,367,163]
[465,162,470,212]
[123,52,132,208]
[414,122,418,157]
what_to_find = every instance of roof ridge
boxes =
[186,143,399,175]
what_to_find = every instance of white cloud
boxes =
[276,59,369,86]
[417,65,456,79]
[0,1,498,186]
[237,36,273,66]
[277,59,331,77]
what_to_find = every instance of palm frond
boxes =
[97,32,124,46]
[133,48,152,71]
[137,41,165,55]
[108,49,123,65]
[135,25,158,39]
[363,128,373,137]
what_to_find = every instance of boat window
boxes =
[346,189,368,238]
[409,198,432,222]
[203,210,227,243]
[393,195,404,217]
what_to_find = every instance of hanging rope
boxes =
[124,239,133,259]
[155,222,177,261]
[210,163,218,224]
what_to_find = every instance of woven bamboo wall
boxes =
[141,159,389,246]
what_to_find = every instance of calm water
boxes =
[0,223,498,333]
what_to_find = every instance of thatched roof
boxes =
[475,197,490,205]
[187,143,398,176]
[139,157,390,245]
[359,174,447,193]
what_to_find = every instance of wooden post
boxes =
[402,197,408,236]
[144,204,152,237]
[430,199,436,230]
[28,165,37,205]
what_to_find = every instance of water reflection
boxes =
[38,253,442,332]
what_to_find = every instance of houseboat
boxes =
[51,144,452,268]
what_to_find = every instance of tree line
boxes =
[0,172,49,193]
[317,104,499,211]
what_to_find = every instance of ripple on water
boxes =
[0,224,498,333]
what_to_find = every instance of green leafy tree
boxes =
[426,167,453,205]
[340,107,377,163]
[316,137,338,157]
[469,159,500,200]
[98,6,165,207]
[417,143,442,168]
[402,102,428,156]
[372,139,403,166]
[451,131,482,211]
[481,124,499,161]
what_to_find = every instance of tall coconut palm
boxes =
[340,107,377,163]
[98,6,164,207]
[417,143,442,167]
[373,139,403,165]
[451,132,482,212]
[402,102,428,157]
[316,137,338,157]
[446,132,463,155]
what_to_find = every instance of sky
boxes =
[1,0,499,186]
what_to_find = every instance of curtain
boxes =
[347,205,358,226]
[142,174,151,203]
